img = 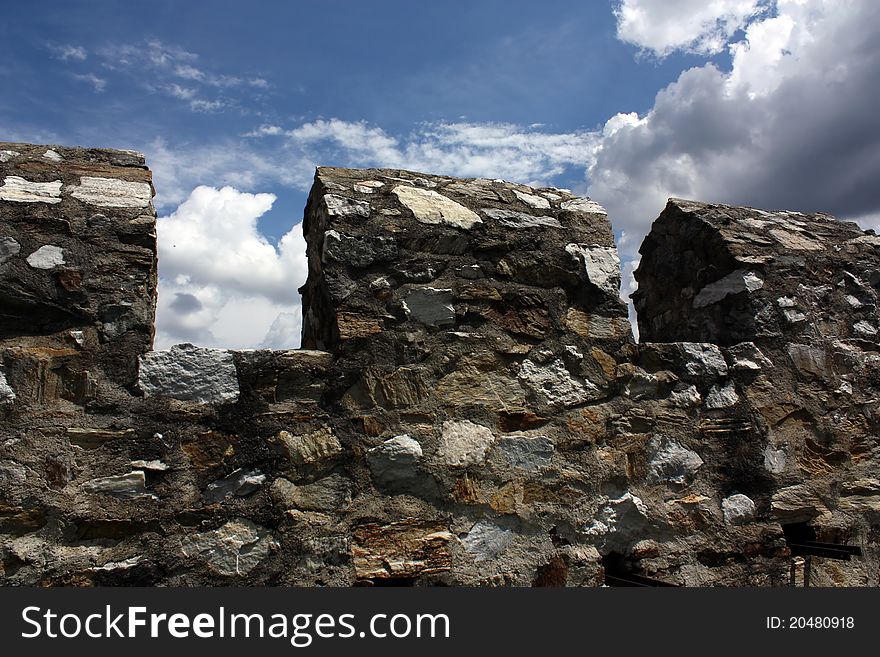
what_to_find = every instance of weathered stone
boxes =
[352,519,452,580]
[771,485,829,522]
[392,185,482,229]
[336,312,383,340]
[205,468,266,502]
[646,436,703,484]
[82,471,154,499]
[693,270,764,308]
[0,236,20,266]
[496,434,554,470]
[512,189,551,210]
[727,342,772,371]
[705,381,739,409]
[0,150,19,163]
[322,229,397,267]
[518,358,601,407]
[0,176,62,203]
[26,245,65,269]
[180,519,276,576]
[722,494,756,525]
[584,493,649,553]
[130,459,169,472]
[70,177,152,207]
[481,207,561,229]
[560,197,606,216]
[787,344,830,378]
[461,520,514,561]
[346,367,431,409]
[681,343,728,378]
[43,149,63,162]
[271,474,351,511]
[403,287,455,327]
[353,180,384,194]
[564,244,620,296]
[564,309,631,341]
[438,420,495,467]
[277,427,342,465]
[66,427,135,448]
[138,344,240,404]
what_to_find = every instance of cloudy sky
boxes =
[3,0,878,348]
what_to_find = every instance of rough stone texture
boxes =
[3,155,880,587]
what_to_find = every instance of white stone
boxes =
[560,197,607,215]
[769,228,824,250]
[482,208,562,229]
[461,520,514,561]
[26,245,65,269]
[0,150,19,162]
[367,434,423,485]
[353,180,384,194]
[82,471,155,499]
[854,321,878,337]
[777,296,797,308]
[0,236,21,266]
[693,269,764,308]
[0,368,15,405]
[138,343,240,404]
[722,494,756,525]
[43,149,63,162]
[130,459,169,472]
[518,358,601,407]
[583,492,649,553]
[668,384,702,407]
[70,176,152,208]
[323,193,370,217]
[727,342,772,371]
[392,185,482,229]
[681,343,728,378]
[646,436,703,484]
[513,189,550,209]
[438,420,495,466]
[846,294,863,308]
[541,192,561,201]
[705,381,739,409]
[180,519,276,576]
[0,176,62,203]
[564,244,620,296]
[403,287,455,327]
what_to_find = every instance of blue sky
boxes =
[3,0,879,348]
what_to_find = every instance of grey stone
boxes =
[180,519,276,576]
[392,185,482,229]
[82,471,155,499]
[693,269,764,308]
[0,176,62,203]
[705,381,739,409]
[367,434,423,485]
[138,343,240,404]
[512,189,551,209]
[438,420,495,467]
[722,494,756,525]
[787,344,829,378]
[26,245,65,269]
[271,474,351,511]
[646,436,703,484]
[854,320,878,337]
[403,287,455,327]
[681,343,728,378]
[205,468,266,502]
[481,208,562,229]
[764,446,786,474]
[565,244,620,296]
[583,493,649,553]
[518,358,601,407]
[0,368,14,405]
[496,435,554,470]
[461,520,514,561]
[667,384,701,407]
[70,177,152,208]
[322,229,397,267]
[0,236,21,266]
[323,193,370,218]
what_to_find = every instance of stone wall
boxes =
[1,143,878,586]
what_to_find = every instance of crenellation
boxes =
[2,144,880,587]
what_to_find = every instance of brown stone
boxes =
[181,432,237,471]
[352,519,452,581]
[336,312,383,340]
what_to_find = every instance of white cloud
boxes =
[72,73,106,92]
[590,0,880,273]
[51,44,87,61]
[155,186,307,350]
[614,0,767,57]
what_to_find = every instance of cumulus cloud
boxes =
[614,0,767,57]
[155,186,307,349]
[593,0,880,266]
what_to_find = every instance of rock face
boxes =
[2,150,879,587]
